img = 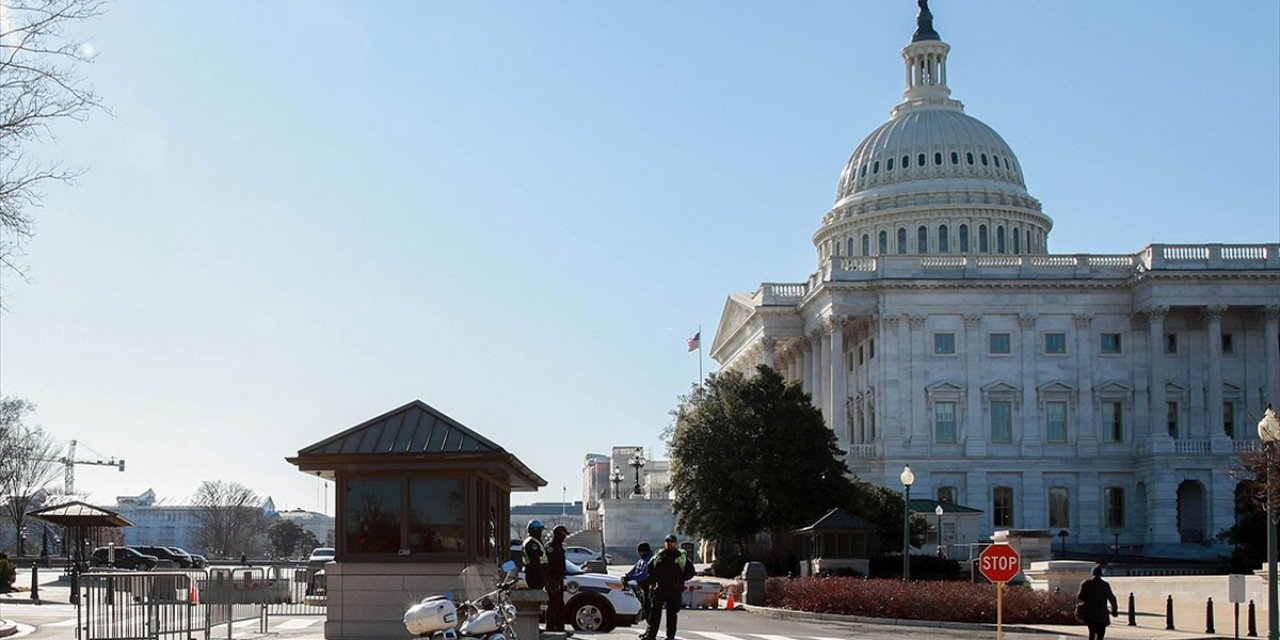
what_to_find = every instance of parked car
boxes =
[164,546,196,568]
[134,545,192,568]
[563,546,612,566]
[187,553,208,568]
[307,547,336,566]
[91,547,158,570]
[522,560,641,632]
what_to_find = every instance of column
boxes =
[1074,315,1096,452]
[827,315,848,450]
[880,315,901,444]
[762,336,777,370]
[1265,306,1280,408]
[799,338,812,395]
[1019,315,1041,456]
[964,314,986,456]
[1147,306,1170,441]
[1149,467,1179,544]
[908,315,928,446]
[809,329,823,413]
[818,329,831,425]
[1204,306,1227,445]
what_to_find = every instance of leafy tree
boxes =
[666,366,921,566]
[192,480,270,559]
[1,0,107,293]
[0,397,61,555]
[1220,436,1278,572]
[267,519,321,560]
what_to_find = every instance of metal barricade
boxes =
[202,567,268,638]
[79,570,200,640]
[264,565,328,617]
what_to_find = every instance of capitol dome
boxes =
[814,3,1052,263]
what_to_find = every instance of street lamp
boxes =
[610,468,625,499]
[900,464,915,580]
[935,504,945,558]
[1257,405,1280,640]
[629,451,647,496]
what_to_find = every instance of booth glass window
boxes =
[345,479,401,553]
[409,478,467,553]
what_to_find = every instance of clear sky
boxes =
[1,1,1277,515]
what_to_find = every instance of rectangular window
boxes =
[869,339,875,359]
[990,401,1012,442]
[1224,402,1235,438]
[1044,332,1067,354]
[409,478,467,553]
[1048,487,1070,529]
[1102,401,1123,442]
[937,486,957,505]
[345,479,401,554]
[1100,333,1122,354]
[1046,401,1068,443]
[989,333,1011,355]
[934,333,956,355]
[935,402,957,443]
[993,486,1014,528]
[858,345,865,366]
[1222,333,1234,354]
[1104,486,1125,529]
[1164,333,1178,354]
[1167,401,1179,438]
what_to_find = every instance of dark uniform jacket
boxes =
[523,536,547,589]
[1076,576,1118,626]
[647,548,695,593]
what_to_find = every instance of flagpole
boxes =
[697,324,703,387]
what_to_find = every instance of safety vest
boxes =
[522,536,548,567]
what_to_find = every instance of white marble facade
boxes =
[710,6,1280,558]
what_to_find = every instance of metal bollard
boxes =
[30,563,40,602]
[1249,599,1258,637]
[1205,596,1215,634]
[1127,592,1136,626]
[1166,594,1176,630]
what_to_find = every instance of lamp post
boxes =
[1057,529,1069,560]
[629,451,647,496]
[900,464,914,580]
[934,504,945,558]
[610,468,625,499]
[1257,405,1280,640]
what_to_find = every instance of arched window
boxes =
[1012,227,1021,254]
[847,237,855,257]
[979,224,989,252]
[873,161,880,174]
[938,225,950,252]
[878,231,888,255]
[966,152,975,165]
[897,228,908,254]
[861,233,870,256]
[886,157,894,171]
[1026,230,1032,252]
[917,225,928,254]
[918,153,926,167]
[981,153,989,166]
[959,224,970,252]
[860,164,867,177]
[950,151,959,165]
[934,152,943,165]
[996,225,1006,253]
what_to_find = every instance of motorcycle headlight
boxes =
[504,604,516,617]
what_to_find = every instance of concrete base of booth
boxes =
[322,561,483,640]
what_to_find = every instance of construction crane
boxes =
[56,439,125,495]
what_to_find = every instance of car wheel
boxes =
[569,595,615,632]
[142,561,155,571]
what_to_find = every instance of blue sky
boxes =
[1,1,1277,513]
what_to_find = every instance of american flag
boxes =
[686,331,701,352]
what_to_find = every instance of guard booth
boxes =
[287,400,545,640]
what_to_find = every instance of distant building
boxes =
[510,502,584,542]
[113,489,205,552]
[275,508,336,547]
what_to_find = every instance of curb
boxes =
[0,619,17,638]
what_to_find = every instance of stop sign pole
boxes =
[978,544,1022,640]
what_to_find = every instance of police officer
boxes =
[522,520,548,590]
[642,534,695,640]
[623,542,654,635]
[545,525,569,633]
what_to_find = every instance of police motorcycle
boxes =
[404,561,521,640]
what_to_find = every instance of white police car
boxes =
[524,560,642,632]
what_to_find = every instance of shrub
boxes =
[0,555,15,592]
[711,555,746,578]
[764,576,1077,624]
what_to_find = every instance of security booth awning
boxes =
[286,399,545,565]
[28,500,135,599]
[792,507,879,560]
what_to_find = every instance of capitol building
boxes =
[710,3,1280,557]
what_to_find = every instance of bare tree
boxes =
[0,397,62,555]
[191,480,270,560]
[0,0,108,297]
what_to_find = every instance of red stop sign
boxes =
[978,544,1021,583]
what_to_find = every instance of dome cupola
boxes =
[815,1,1053,263]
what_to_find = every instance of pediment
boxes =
[1094,381,1131,394]
[982,381,1019,394]
[1037,380,1075,393]
[710,293,759,356]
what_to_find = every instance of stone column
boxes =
[964,314,986,456]
[827,315,848,449]
[1265,306,1280,409]
[1019,315,1041,456]
[818,328,831,425]
[908,315,928,446]
[762,336,776,370]
[1146,306,1170,441]
[800,337,812,396]
[1074,315,1096,453]
[880,315,901,444]
[1149,467,1180,544]
[1204,306,1228,446]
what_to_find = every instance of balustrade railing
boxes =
[1173,439,1211,454]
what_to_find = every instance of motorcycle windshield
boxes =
[459,564,497,603]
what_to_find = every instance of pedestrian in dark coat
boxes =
[641,534,695,640]
[623,543,654,625]
[545,525,569,632]
[1076,564,1118,640]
